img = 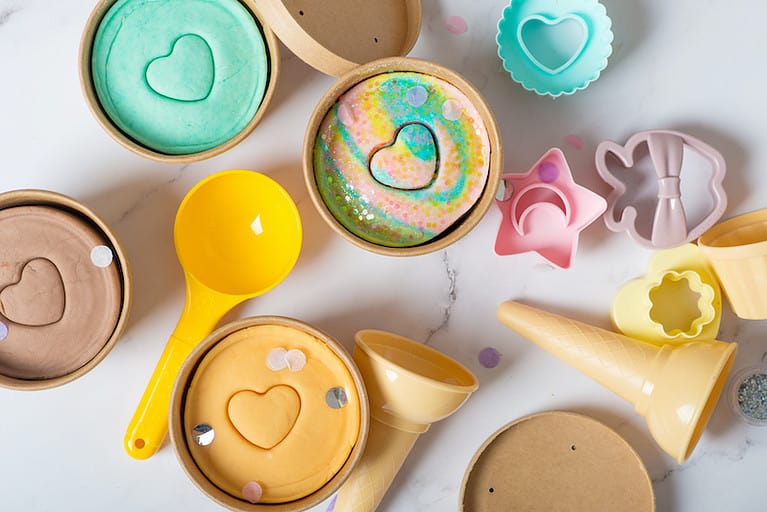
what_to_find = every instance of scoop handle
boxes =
[124,334,196,459]
[124,280,239,460]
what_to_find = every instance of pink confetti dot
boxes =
[242,481,263,503]
[446,15,467,35]
[442,99,463,121]
[337,102,355,126]
[564,134,583,150]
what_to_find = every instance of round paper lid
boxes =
[251,0,422,77]
[460,412,655,512]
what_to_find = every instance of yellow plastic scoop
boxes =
[125,170,302,459]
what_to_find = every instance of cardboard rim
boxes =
[458,411,656,512]
[302,57,503,257]
[169,316,370,512]
[0,189,132,391]
[250,0,422,77]
[78,0,281,164]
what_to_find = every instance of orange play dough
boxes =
[184,324,362,503]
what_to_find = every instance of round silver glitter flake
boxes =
[325,387,348,409]
[192,423,215,445]
[730,366,767,426]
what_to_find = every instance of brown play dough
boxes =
[460,412,655,512]
[0,205,122,380]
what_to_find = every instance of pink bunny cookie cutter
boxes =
[495,148,606,268]
[595,130,727,249]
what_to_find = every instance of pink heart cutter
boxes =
[595,130,727,249]
[495,148,606,268]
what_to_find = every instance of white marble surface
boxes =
[1,0,767,510]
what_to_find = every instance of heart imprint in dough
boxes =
[145,34,215,102]
[228,385,301,449]
[0,258,65,326]
[369,122,438,190]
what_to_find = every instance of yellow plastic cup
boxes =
[125,170,302,459]
[698,209,767,319]
[332,330,479,511]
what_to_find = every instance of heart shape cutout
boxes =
[518,14,588,74]
[228,386,301,450]
[145,34,214,102]
[369,122,438,190]
[0,258,65,326]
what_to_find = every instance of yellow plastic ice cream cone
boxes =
[497,301,736,464]
[332,329,478,511]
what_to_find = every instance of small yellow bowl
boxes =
[698,209,767,320]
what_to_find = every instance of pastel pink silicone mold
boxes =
[596,130,727,249]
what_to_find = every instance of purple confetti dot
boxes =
[326,494,337,512]
[406,85,428,107]
[479,347,501,368]
[538,162,560,183]
[0,321,7,341]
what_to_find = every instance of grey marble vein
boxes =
[0,7,19,26]
[116,165,186,224]
[424,251,457,345]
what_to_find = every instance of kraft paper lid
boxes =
[460,411,655,512]
[250,0,421,77]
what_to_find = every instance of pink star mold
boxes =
[595,130,727,249]
[494,148,606,268]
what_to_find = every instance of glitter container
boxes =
[0,190,131,390]
[729,365,767,426]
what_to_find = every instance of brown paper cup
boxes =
[303,57,503,256]
[79,0,280,163]
[0,190,131,390]
[170,316,369,511]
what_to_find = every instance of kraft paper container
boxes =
[303,57,503,257]
[169,316,369,512]
[0,189,131,390]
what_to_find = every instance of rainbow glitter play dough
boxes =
[183,324,361,504]
[313,72,491,247]
[91,0,268,155]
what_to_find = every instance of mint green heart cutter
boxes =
[496,0,613,97]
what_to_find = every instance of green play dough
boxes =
[91,0,269,155]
